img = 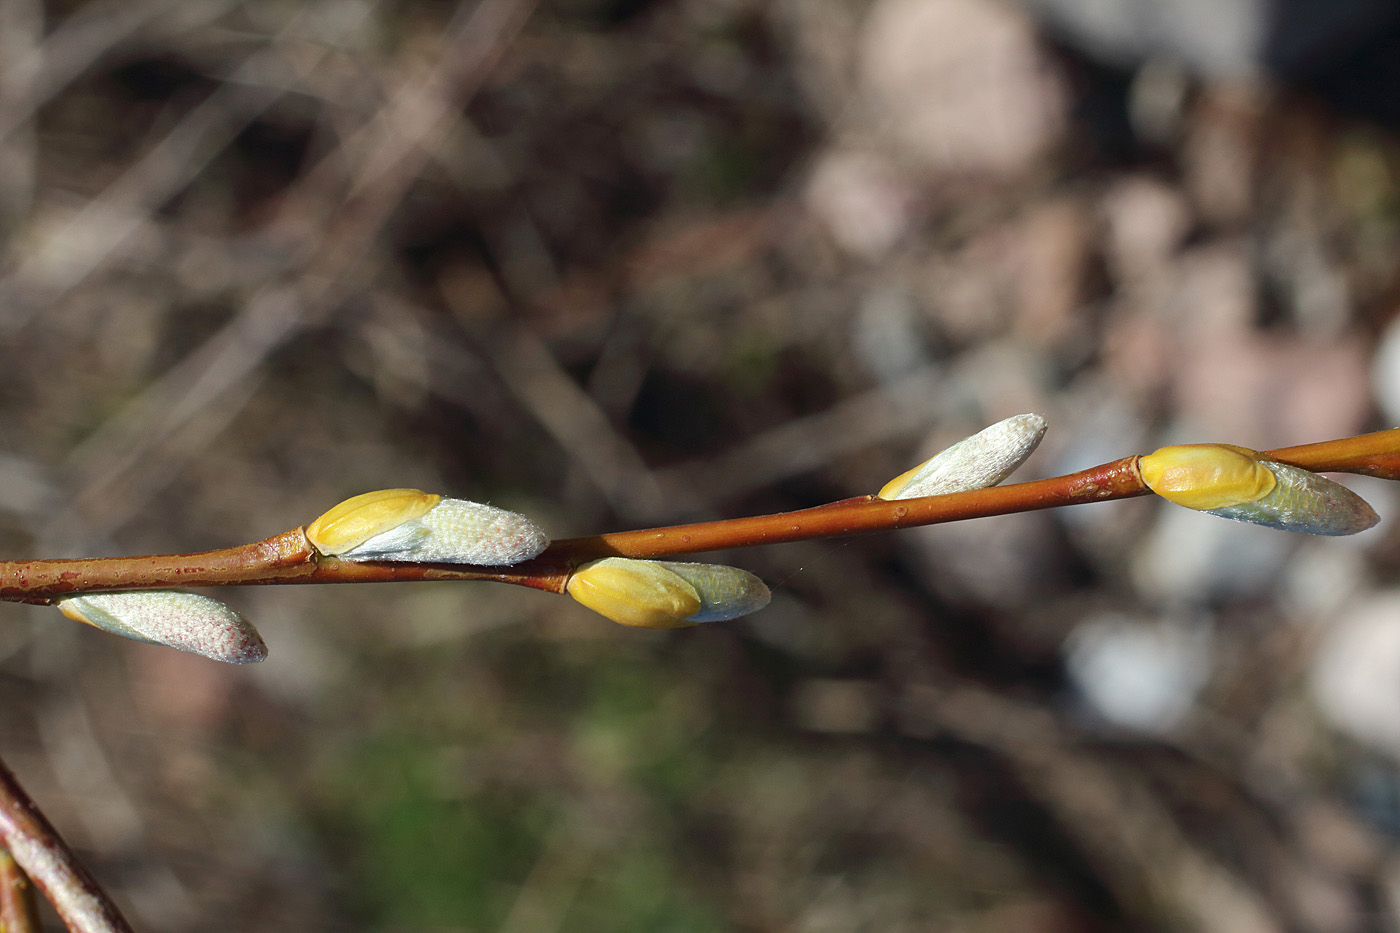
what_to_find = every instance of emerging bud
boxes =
[566,557,769,628]
[1140,444,1379,535]
[878,413,1047,500]
[307,490,549,565]
[57,591,267,663]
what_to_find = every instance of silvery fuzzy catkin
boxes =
[1206,460,1378,535]
[57,591,267,664]
[878,413,1047,500]
[341,498,550,565]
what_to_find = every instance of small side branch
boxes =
[0,844,40,933]
[0,757,133,933]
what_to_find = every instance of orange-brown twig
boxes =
[1263,427,1400,479]
[541,455,1146,563]
[0,427,1395,606]
[0,457,1146,601]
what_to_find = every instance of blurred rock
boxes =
[853,285,932,382]
[1169,242,1257,339]
[1172,332,1372,447]
[805,149,921,260]
[1161,243,1372,445]
[859,0,1068,178]
[1374,312,1400,425]
[911,508,1060,610]
[921,242,1015,344]
[949,342,1054,422]
[129,644,238,735]
[1280,541,1369,619]
[1012,197,1092,346]
[1019,0,1398,79]
[1023,0,1263,76]
[1101,175,1192,287]
[790,678,881,733]
[1102,309,1174,400]
[1128,59,1192,143]
[1132,502,1293,604]
[1064,613,1213,733]
[1183,84,1264,225]
[1311,593,1400,759]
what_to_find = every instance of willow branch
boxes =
[0,426,1394,605]
[0,457,1144,601]
[0,758,133,933]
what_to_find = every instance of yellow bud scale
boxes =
[567,558,702,628]
[306,488,440,556]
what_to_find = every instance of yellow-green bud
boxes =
[567,558,701,628]
[566,558,771,628]
[1140,444,1378,535]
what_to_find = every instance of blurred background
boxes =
[1,0,1400,929]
